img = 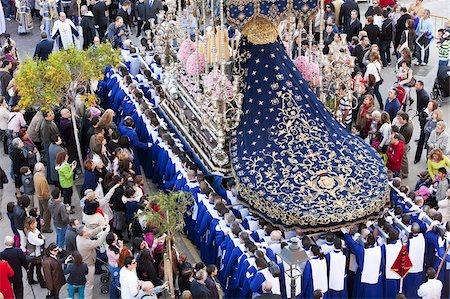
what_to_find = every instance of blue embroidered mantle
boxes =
[230,38,389,231]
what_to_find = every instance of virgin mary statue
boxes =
[229,16,389,232]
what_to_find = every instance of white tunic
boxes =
[52,19,77,49]
[409,234,425,273]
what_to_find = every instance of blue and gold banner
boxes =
[226,0,318,27]
[230,36,389,231]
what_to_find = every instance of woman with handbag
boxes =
[364,52,384,110]
[397,19,416,58]
[24,216,46,288]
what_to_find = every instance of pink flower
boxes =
[186,51,206,76]
[205,70,234,99]
[293,56,320,83]
[178,39,196,66]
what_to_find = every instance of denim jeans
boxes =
[55,226,67,249]
[379,40,391,67]
[439,59,449,66]
[67,284,85,299]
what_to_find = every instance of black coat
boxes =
[135,0,163,21]
[191,280,212,299]
[416,89,430,113]
[10,147,28,176]
[93,1,108,27]
[363,23,380,45]
[339,0,360,28]
[380,18,393,42]
[33,39,54,61]
[64,226,78,255]
[0,247,29,282]
[80,15,96,49]
[117,8,131,26]
[345,19,362,39]
[394,14,411,47]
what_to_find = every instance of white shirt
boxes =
[0,106,10,130]
[119,267,139,299]
[7,112,26,133]
[417,279,443,299]
[27,229,45,257]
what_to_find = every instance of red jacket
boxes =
[0,260,14,299]
[386,140,405,172]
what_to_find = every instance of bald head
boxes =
[60,108,70,119]
[141,281,155,294]
[262,280,273,293]
[4,236,14,247]
[270,230,282,242]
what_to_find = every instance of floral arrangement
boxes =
[178,39,196,66]
[205,70,234,100]
[293,55,320,83]
[186,51,206,77]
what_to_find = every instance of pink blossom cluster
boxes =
[186,52,206,76]
[293,56,320,83]
[205,71,234,100]
[178,39,196,66]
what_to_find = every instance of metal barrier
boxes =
[430,14,449,36]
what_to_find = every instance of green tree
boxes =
[140,191,192,298]
[15,44,120,168]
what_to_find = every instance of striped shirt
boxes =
[339,97,352,125]
[438,39,450,61]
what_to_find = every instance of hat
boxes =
[76,225,86,236]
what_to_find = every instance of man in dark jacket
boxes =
[339,0,360,30]
[33,31,54,61]
[80,6,97,49]
[117,0,132,34]
[380,10,393,67]
[93,0,108,41]
[344,10,362,39]
[191,269,212,299]
[415,80,430,113]
[135,0,163,28]
[1,235,29,299]
[64,218,80,255]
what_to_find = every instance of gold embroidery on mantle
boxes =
[242,17,279,45]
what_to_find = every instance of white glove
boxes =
[445,232,450,241]
[340,227,348,234]
[148,142,152,147]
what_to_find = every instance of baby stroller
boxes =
[432,65,450,106]
[98,258,121,296]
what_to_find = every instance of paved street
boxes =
[0,0,448,297]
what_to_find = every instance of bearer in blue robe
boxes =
[383,229,403,299]
[405,223,426,299]
[249,257,281,298]
[343,229,385,299]
[302,245,329,299]
[240,250,264,298]
[118,117,152,175]
[183,169,200,240]
[219,221,241,281]
[425,221,450,298]
[325,238,348,299]
[321,232,337,255]
[235,242,258,296]
[221,231,250,296]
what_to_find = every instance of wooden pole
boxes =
[166,210,176,298]
[436,242,450,278]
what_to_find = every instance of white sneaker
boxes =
[6,18,10,21]
[414,61,421,66]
